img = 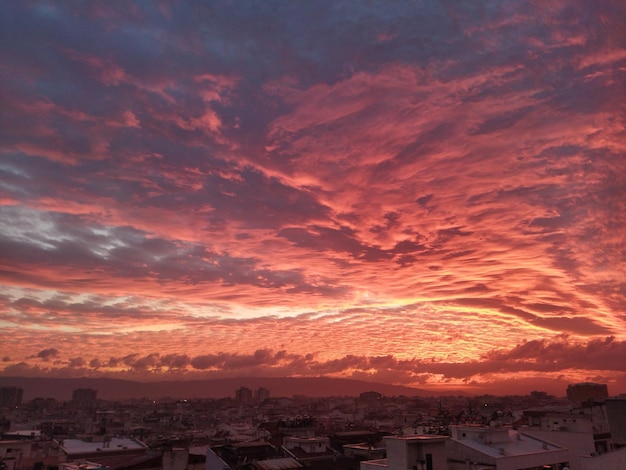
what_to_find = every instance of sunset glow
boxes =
[1,0,625,396]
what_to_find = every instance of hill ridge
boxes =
[0,376,430,400]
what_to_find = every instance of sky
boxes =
[1,0,625,397]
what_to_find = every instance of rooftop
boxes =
[343,443,386,451]
[60,462,108,470]
[285,436,328,442]
[2,430,41,438]
[60,437,147,455]
[333,431,378,436]
[451,427,563,458]
[384,435,448,443]
[253,457,303,470]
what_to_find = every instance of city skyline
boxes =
[1,1,625,396]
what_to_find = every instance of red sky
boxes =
[1,0,625,397]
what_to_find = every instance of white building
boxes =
[284,436,330,454]
[0,435,59,469]
[58,436,148,464]
[360,430,570,470]
[282,436,337,466]
[361,435,448,470]
[447,426,569,470]
[521,402,613,466]
[343,442,386,461]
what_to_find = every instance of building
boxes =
[255,387,270,402]
[282,436,337,467]
[1,434,59,469]
[361,435,448,470]
[162,446,207,470]
[529,391,549,400]
[566,383,608,402]
[58,436,149,465]
[605,397,626,448]
[235,387,253,403]
[253,457,302,470]
[522,402,613,468]
[206,446,231,470]
[71,388,98,406]
[447,426,569,470]
[343,442,386,462]
[331,431,380,454]
[360,391,382,402]
[578,446,626,469]
[359,429,571,470]
[205,447,231,470]
[60,462,108,470]
[220,440,278,467]
[278,417,316,439]
[0,387,23,409]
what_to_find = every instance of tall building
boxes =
[0,386,23,408]
[360,391,382,401]
[255,387,270,402]
[566,382,609,402]
[530,390,549,399]
[235,386,253,403]
[72,388,98,406]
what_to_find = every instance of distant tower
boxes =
[72,388,98,406]
[235,386,253,403]
[0,386,23,408]
[255,387,270,402]
[566,383,608,402]
[359,391,382,401]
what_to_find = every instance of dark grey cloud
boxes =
[32,335,626,379]
[68,357,86,368]
[36,348,59,361]
[484,336,626,373]
[0,207,345,296]
[189,349,297,371]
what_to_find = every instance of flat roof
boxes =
[285,436,328,441]
[61,437,146,455]
[343,443,385,450]
[453,430,563,458]
[384,435,448,443]
[3,430,41,437]
[230,440,275,449]
[333,431,377,436]
[254,457,303,470]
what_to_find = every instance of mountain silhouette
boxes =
[0,376,430,401]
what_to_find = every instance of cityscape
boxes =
[1,381,625,469]
[2,1,626,469]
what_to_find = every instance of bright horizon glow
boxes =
[0,0,625,396]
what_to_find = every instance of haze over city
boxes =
[1,1,625,397]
